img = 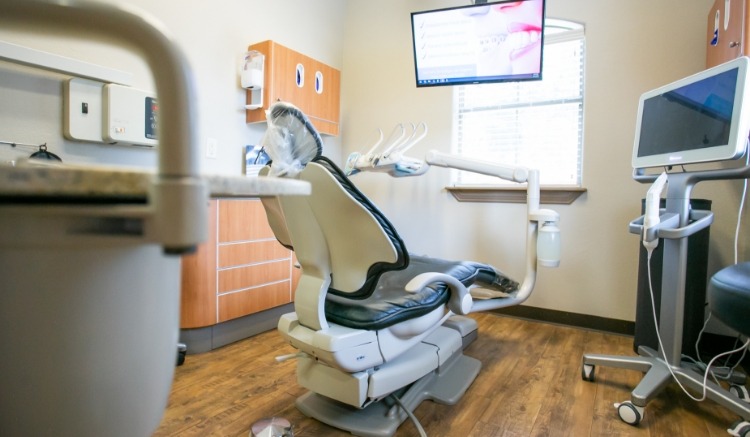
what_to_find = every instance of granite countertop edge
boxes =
[0,164,310,199]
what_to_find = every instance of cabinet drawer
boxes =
[218,259,290,293]
[217,281,292,323]
[218,199,275,243]
[219,240,289,268]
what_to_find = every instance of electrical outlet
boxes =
[206,138,218,159]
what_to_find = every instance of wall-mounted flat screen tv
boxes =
[411,0,546,87]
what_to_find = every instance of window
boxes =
[453,19,585,189]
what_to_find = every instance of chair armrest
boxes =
[405,272,473,315]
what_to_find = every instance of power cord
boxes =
[734,150,750,265]
[641,168,750,401]
[389,394,428,437]
[684,148,750,384]
[686,314,748,384]
[646,247,750,401]
[689,313,749,383]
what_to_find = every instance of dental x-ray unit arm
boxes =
[346,146,560,314]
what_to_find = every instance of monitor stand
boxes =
[582,160,750,426]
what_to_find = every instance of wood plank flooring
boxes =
[153,312,742,436]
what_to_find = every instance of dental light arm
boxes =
[425,150,561,312]
[425,150,529,183]
[347,143,561,314]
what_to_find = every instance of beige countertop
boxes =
[0,161,309,201]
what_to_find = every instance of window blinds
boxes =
[454,24,585,186]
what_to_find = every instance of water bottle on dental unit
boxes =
[537,221,561,267]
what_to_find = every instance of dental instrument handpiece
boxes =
[344,151,429,177]
[643,172,668,251]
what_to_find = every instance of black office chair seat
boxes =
[708,262,750,337]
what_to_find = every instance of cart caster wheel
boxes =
[176,343,187,366]
[728,420,750,437]
[582,364,595,382]
[730,385,750,403]
[614,401,644,426]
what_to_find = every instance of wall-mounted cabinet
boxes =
[245,40,341,136]
[706,0,747,68]
[180,198,300,330]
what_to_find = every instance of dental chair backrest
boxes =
[259,103,408,327]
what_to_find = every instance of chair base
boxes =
[582,345,750,425]
[296,352,481,437]
[296,316,480,436]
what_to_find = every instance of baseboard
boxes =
[179,303,293,354]
[491,305,635,336]
[492,305,748,370]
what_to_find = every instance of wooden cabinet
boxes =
[245,40,341,136]
[706,0,748,68]
[180,198,300,329]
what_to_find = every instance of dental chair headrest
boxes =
[261,101,323,177]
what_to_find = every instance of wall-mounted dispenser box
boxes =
[241,50,265,110]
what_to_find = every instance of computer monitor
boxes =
[632,56,750,169]
[410,0,545,88]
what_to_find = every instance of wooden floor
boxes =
[153,313,742,437]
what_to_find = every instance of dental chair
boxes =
[258,102,560,436]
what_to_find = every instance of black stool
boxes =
[709,262,750,338]
[708,262,750,437]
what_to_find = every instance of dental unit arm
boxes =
[345,123,430,178]
[345,137,561,314]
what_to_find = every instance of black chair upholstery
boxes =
[325,255,518,330]
[708,262,750,337]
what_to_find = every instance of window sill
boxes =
[446,186,587,204]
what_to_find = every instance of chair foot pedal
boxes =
[443,315,478,349]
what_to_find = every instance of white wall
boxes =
[340,0,746,323]
[0,0,346,173]
[2,0,746,325]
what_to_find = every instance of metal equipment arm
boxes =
[346,142,561,313]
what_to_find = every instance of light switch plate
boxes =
[206,138,218,159]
